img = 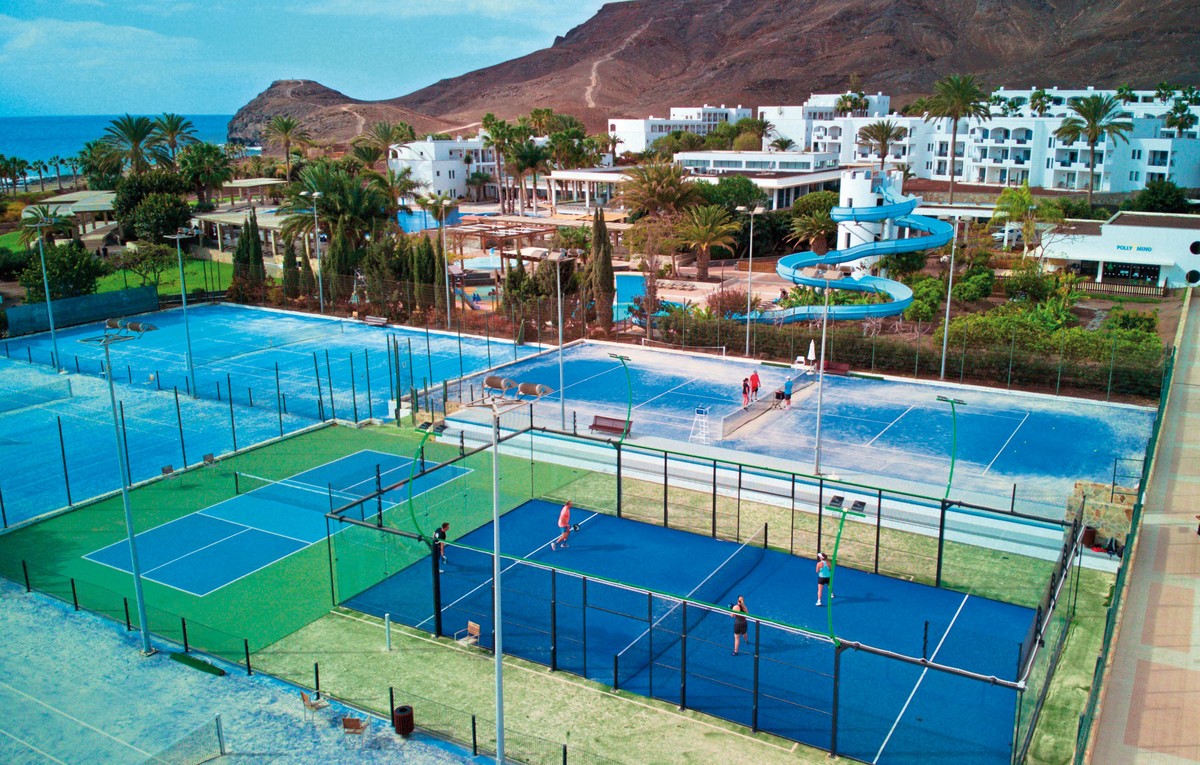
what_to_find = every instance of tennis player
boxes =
[816,552,833,605]
[750,371,761,401]
[433,522,450,571]
[551,501,572,550]
[731,595,749,655]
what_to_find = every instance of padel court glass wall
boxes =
[324,419,1083,764]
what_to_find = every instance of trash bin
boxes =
[393,705,414,736]
[1082,526,1098,548]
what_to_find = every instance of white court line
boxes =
[982,411,1030,476]
[872,593,969,764]
[0,678,152,757]
[633,376,704,412]
[0,725,67,764]
[416,512,601,631]
[865,405,915,447]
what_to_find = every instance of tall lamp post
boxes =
[29,217,64,371]
[939,217,961,380]
[163,229,198,397]
[813,279,832,476]
[608,353,632,443]
[440,198,454,329]
[936,395,966,498]
[552,252,576,430]
[300,191,325,313]
[735,205,766,357]
[81,318,158,654]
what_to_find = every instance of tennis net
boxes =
[640,338,726,356]
[141,714,225,765]
[717,389,777,439]
[0,378,73,415]
[614,524,767,686]
[235,471,366,514]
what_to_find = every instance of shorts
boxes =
[818,576,830,585]
[733,620,748,635]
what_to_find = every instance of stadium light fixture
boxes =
[163,229,198,397]
[735,205,767,357]
[300,191,325,313]
[939,217,960,380]
[552,252,577,430]
[936,395,967,498]
[28,217,64,372]
[80,318,160,655]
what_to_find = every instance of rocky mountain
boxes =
[227,80,458,146]
[230,0,1200,142]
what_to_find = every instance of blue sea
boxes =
[0,114,234,167]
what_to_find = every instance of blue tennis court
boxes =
[456,342,1155,517]
[346,499,1032,765]
[85,450,469,597]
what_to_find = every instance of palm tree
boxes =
[788,211,838,256]
[676,205,740,280]
[734,117,775,142]
[4,156,30,194]
[1053,94,1133,207]
[616,161,702,219]
[1029,89,1052,117]
[77,141,120,187]
[527,108,556,135]
[103,114,160,174]
[924,74,991,204]
[1165,100,1199,134]
[510,140,551,216]
[178,142,233,206]
[1154,82,1176,104]
[989,181,1064,259]
[856,120,907,176]
[902,97,931,116]
[152,113,198,166]
[367,166,425,223]
[1115,85,1137,104]
[466,170,493,202]
[769,137,797,152]
[1180,86,1200,106]
[1001,97,1027,117]
[64,156,81,189]
[49,155,64,190]
[482,114,513,214]
[279,163,389,251]
[18,205,74,248]
[263,116,311,182]
[30,160,48,192]
[349,144,385,172]
[353,121,414,171]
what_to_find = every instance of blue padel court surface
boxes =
[457,342,1155,517]
[5,302,538,423]
[346,500,1033,765]
[85,450,468,597]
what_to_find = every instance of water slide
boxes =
[755,183,954,323]
[455,287,482,310]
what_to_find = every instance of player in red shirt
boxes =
[551,500,572,550]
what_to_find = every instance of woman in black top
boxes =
[731,595,748,655]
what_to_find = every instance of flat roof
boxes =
[1055,220,1104,237]
[194,208,289,230]
[1106,212,1200,230]
[22,191,115,218]
[221,178,285,189]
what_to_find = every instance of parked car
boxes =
[992,227,1023,244]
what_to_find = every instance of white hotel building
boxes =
[388,136,500,201]
[607,104,753,154]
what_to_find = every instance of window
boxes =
[1131,149,1142,160]
[713,160,742,168]
[1046,159,1052,169]
[745,161,774,169]
[1048,137,1054,148]
[778,162,811,170]
[1129,171,1140,181]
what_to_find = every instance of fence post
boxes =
[182,617,189,652]
[615,444,623,517]
[789,476,796,554]
[324,351,336,421]
[173,387,188,467]
[550,570,558,672]
[817,477,824,549]
[70,578,78,610]
[275,363,283,437]
[471,715,478,756]
[124,597,131,630]
[21,560,30,591]
[936,499,949,587]
[57,416,72,506]
[314,662,321,697]
[830,644,843,757]
[349,352,359,423]
[712,461,718,538]
[312,352,325,421]
[1106,335,1117,401]
[0,485,7,529]
[365,350,373,421]
[875,489,883,574]
[751,619,761,732]
[244,639,252,675]
[227,377,237,452]
[662,451,668,527]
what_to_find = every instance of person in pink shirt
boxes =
[750,370,761,401]
[551,500,572,550]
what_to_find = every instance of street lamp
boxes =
[29,217,64,371]
[608,353,632,443]
[735,205,766,357]
[813,279,832,476]
[440,199,454,329]
[939,217,960,380]
[551,252,576,430]
[936,395,967,498]
[81,318,158,654]
[300,191,325,313]
[163,229,197,397]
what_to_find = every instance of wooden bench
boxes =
[590,415,632,438]
[822,360,850,375]
[455,621,481,647]
[363,315,387,326]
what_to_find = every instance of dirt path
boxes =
[339,105,366,136]
[584,21,652,108]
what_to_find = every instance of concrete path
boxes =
[1091,290,1200,764]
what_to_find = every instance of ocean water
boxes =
[0,114,234,168]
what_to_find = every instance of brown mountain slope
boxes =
[230,0,1200,142]
[228,79,457,146]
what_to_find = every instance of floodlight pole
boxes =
[556,254,567,430]
[32,220,63,371]
[85,320,158,655]
[939,217,959,380]
[489,402,507,764]
[937,396,966,498]
[301,191,325,314]
[814,280,831,475]
[737,205,764,357]
[609,353,632,443]
[164,230,197,397]
[441,200,453,329]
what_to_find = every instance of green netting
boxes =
[6,285,159,336]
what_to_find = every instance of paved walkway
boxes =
[1091,290,1200,764]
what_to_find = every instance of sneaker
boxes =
[561,543,568,548]
[815,600,822,606]
[550,542,556,551]
[439,569,445,573]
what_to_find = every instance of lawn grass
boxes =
[96,257,232,297]
[0,230,21,250]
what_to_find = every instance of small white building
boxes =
[1041,212,1200,288]
[387,135,499,201]
[674,150,841,208]
[758,93,891,150]
[608,104,753,154]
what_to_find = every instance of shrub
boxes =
[1104,306,1158,333]
[0,247,31,280]
[904,298,935,322]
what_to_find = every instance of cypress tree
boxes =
[247,207,265,284]
[591,207,615,331]
[298,241,316,298]
[282,240,299,299]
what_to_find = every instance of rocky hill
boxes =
[230,0,1200,142]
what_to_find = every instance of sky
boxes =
[0,0,611,117]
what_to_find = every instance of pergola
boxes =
[192,208,291,258]
[219,177,286,205]
[443,217,560,275]
[23,191,116,236]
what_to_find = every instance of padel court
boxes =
[85,450,468,597]
[345,499,1034,765]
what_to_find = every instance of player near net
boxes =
[551,500,573,550]
[433,522,450,572]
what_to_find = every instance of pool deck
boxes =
[1090,290,1200,764]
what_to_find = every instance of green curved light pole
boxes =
[608,353,632,443]
[823,497,866,644]
[404,428,434,542]
[937,396,966,499]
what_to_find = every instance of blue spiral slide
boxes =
[755,184,953,323]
